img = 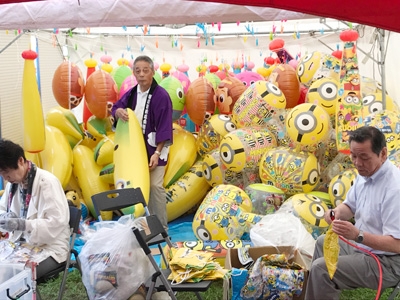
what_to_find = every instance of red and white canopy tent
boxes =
[190,0,400,34]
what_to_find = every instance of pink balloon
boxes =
[171,71,191,94]
[119,75,137,99]
[289,59,298,70]
[246,61,255,71]
[177,63,189,73]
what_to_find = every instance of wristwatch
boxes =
[154,150,161,156]
[356,230,364,243]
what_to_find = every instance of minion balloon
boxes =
[285,103,330,147]
[306,77,340,117]
[280,193,330,239]
[219,127,277,173]
[259,146,320,196]
[328,168,358,208]
[232,81,286,128]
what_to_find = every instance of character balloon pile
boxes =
[23,30,400,250]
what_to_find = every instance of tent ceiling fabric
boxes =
[0,0,315,29]
[194,0,400,33]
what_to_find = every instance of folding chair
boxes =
[132,214,212,300]
[387,280,400,300]
[91,187,168,266]
[36,205,83,300]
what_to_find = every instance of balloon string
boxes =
[338,236,382,300]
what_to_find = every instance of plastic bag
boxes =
[249,213,315,269]
[80,218,155,300]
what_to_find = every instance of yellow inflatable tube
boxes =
[164,128,198,188]
[45,106,84,144]
[37,125,73,189]
[166,160,211,222]
[72,145,112,220]
[22,50,45,153]
[113,108,150,217]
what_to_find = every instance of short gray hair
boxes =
[133,55,154,71]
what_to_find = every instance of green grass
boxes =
[38,268,400,300]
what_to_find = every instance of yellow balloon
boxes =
[22,50,45,153]
[164,128,197,188]
[38,125,73,189]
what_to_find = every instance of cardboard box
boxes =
[0,263,33,300]
[224,246,309,300]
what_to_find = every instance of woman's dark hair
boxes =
[0,139,26,171]
[348,126,386,156]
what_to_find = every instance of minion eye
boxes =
[218,114,231,121]
[224,122,237,132]
[319,82,338,101]
[310,203,325,218]
[369,102,383,113]
[294,112,317,133]
[352,97,360,104]
[184,241,198,248]
[266,82,282,96]
[196,227,211,241]
[307,169,319,185]
[302,53,313,62]
[362,95,375,106]
[297,63,305,76]
[345,95,353,103]
[220,144,244,164]
[332,181,345,197]
[225,241,235,248]
[203,162,218,181]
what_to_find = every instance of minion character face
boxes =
[328,168,358,207]
[362,93,399,117]
[306,77,339,116]
[300,153,320,193]
[290,193,330,238]
[202,151,223,187]
[286,103,330,146]
[219,134,246,172]
[343,91,361,110]
[194,219,213,241]
[208,114,237,136]
[297,51,322,86]
[254,81,286,109]
[183,241,203,251]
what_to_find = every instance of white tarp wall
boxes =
[0,24,398,144]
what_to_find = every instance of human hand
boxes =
[148,153,159,170]
[116,108,129,121]
[0,218,26,232]
[331,219,356,240]
[0,211,18,220]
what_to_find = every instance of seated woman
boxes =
[0,139,70,282]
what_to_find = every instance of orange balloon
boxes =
[269,64,300,108]
[85,70,118,119]
[185,77,215,125]
[52,61,85,109]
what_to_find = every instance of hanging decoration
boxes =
[280,20,287,34]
